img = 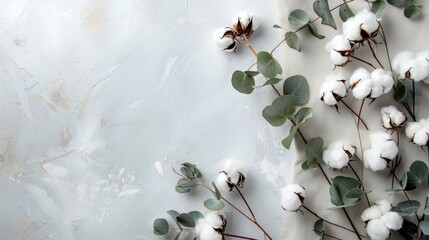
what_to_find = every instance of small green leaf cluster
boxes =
[153,210,203,239]
[329,176,367,209]
[175,163,203,194]
[387,0,422,19]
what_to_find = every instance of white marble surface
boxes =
[0,0,293,239]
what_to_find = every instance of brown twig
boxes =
[340,99,369,130]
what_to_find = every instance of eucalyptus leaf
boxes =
[175,186,191,193]
[394,79,408,102]
[329,176,362,209]
[204,198,225,211]
[176,178,198,189]
[288,9,310,28]
[262,95,296,127]
[372,0,387,19]
[263,78,282,87]
[293,107,313,124]
[167,210,183,231]
[273,24,283,29]
[424,207,429,215]
[422,221,429,235]
[188,211,204,222]
[231,70,255,94]
[283,75,310,106]
[314,219,325,236]
[153,218,169,235]
[404,5,422,19]
[257,51,283,78]
[388,0,404,7]
[392,200,421,216]
[313,0,337,29]
[305,137,324,169]
[180,167,195,179]
[285,32,300,52]
[339,2,354,22]
[177,213,196,228]
[182,162,202,178]
[282,125,298,150]
[345,188,369,199]
[409,160,428,184]
[399,220,418,239]
[308,23,325,39]
[212,181,222,200]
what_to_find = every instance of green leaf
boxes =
[345,188,369,199]
[329,176,362,209]
[339,2,354,22]
[182,162,202,178]
[313,219,325,236]
[262,78,282,87]
[372,0,387,19]
[167,210,183,231]
[176,178,198,189]
[283,75,310,106]
[308,23,325,39]
[394,79,408,102]
[153,218,169,235]
[313,0,337,29]
[424,207,429,215]
[177,213,196,228]
[175,186,191,193]
[304,137,324,169]
[180,167,195,179]
[399,220,418,239]
[387,0,404,7]
[392,200,421,216]
[388,171,407,192]
[231,70,256,94]
[293,107,313,124]
[288,9,310,28]
[421,221,429,235]
[212,181,222,200]
[410,161,428,184]
[404,5,422,19]
[285,32,300,52]
[273,24,283,29]
[257,51,282,79]
[188,211,203,222]
[282,125,298,150]
[262,95,296,127]
[204,198,225,211]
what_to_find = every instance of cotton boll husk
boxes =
[361,205,382,222]
[371,69,394,94]
[343,17,361,41]
[200,225,222,240]
[367,219,390,240]
[215,172,230,192]
[205,212,223,229]
[376,199,392,214]
[406,122,422,139]
[392,51,414,74]
[352,78,372,99]
[364,149,387,171]
[280,184,305,211]
[413,128,429,145]
[356,9,379,34]
[381,212,403,230]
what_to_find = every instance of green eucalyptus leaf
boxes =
[263,78,282,86]
[282,125,298,150]
[177,213,196,228]
[285,31,300,52]
[313,0,337,29]
[153,218,169,235]
[204,198,225,211]
[422,223,429,239]
[329,176,362,209]
[212,181,222,200]
[308,23,325,39]
[257,51,282,79]
[392,200,421,216]
[231,70,255,94]
[167,210,183,231]
[273,24,283,29]
[314,219,325,236]
[188,211,204,222]
[372,0,387,19]
[305,137,324,169]
[293,107,313,124]
[388,171,407,192]
[177,178,198,189]
[345,188,369,199]
[175,186,191,193]
[388,0,404,7]
[410,160,428,184]
[424,207,429,215]
[181,162,202,178]
[288,9,310,28]
[262,95,296,126]
[399,220,418,239]
[283,75,310,106]
[394,79,408,102]
[180,167,195,179]
[404,5,422,19]
[339,2,354,22]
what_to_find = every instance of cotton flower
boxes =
[320,73,348,106]
[232,11,259,37]
[280,184,305,212]
[322,140,355,169]
[325,34,353,66]
[405,117,429,146]
[350,68,394,99]
[215,159,246,192]
[392,50,429,82]
[195,212,226,240]
[343,8,379,42]
[381,105,407,129]
[361,199,403,240]
[212,28,237,52]
[363,131,398,171]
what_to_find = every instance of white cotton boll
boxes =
[343,17,361,41]
[330,51,348,65]
[417,49,429,62]
[212,28,236,52]
[216,172,231,192]
[376,199,392,214]
[233,11,258,32]
[356,9,379,34]
[370,82,384,98]
[323,140,354,169]
[326,35,352,65]
[413,128,429,145]
[331,34,352,51]
[399,58,429,82]
[352,78,372,99]
[320,73,347,105]
[280,184,305,212]
[364,149,387,171]
[367,219,390,240]
[361,205,382,222]
[371,69,394,94]
[200,225,222,240]
[351,68,371,83]
[381,105,406,129]
[374,140,398,160]
[195,218,207,235]
[392,51,414,75]
[205,212,223,229]
[381,212,403,230]
[406,122,422,139]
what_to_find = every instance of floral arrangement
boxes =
[152,1,429,239]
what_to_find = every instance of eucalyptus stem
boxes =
[340,99,369,130]
[322,233,343,240]
[357,99,366,128]
[350,55,376,69]
[302,205,366,238]
[223,233,258,240]
[366,39,384,69]
[379,25,393,72]
[235,186,257,221]
[348,162,371,207]
[412,80,416,119]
